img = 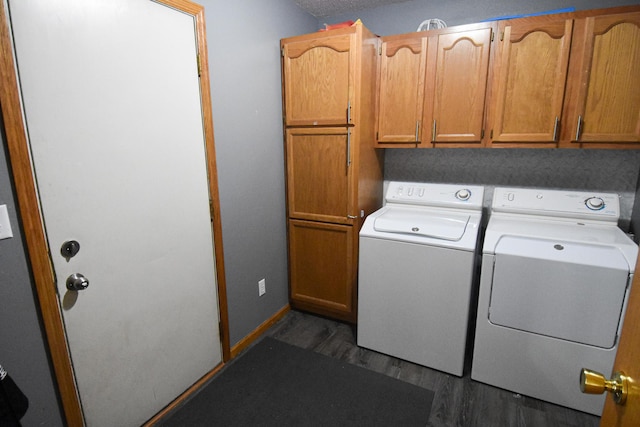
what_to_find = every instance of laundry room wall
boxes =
[0,119,64,425]
[199,0,317,346]
[323,0,640,233]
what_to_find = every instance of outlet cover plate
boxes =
[0,205,13,240]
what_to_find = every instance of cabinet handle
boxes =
[347,128,351,167]
[347,215,357,219]
[415,121,420,142]
[553,116,559,141]
[575,115,583,141]
[432,120,436,142]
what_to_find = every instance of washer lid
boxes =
[374,207,470,241]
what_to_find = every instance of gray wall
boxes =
[199,0,316,346]
[1,121,64,424]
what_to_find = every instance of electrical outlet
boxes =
[258,278,266,296]
[0,205,13,240]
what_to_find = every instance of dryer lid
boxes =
[374,207,469,241]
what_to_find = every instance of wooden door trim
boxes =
[0,1,229,425]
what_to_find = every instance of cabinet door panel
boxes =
[376,36,426,145]
[575,13,640,143]
[288,219,355,321]
[430,27,492,144]
[286,128,353,223]
[282,33,353,126]
[491,20,572,143]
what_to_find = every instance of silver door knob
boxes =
[66,273,89,291]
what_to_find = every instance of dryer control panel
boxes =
[492,187,620,222]
[386,182,484,210]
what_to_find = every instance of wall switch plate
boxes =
[258,278,266,296]
[0,205,13,240]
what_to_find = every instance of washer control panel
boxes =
[386,182,484,210]
[493,187,620,221]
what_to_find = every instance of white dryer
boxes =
[358,182,484,376]
[471,187,638,415]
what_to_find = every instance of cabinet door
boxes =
[490,19,573,144]
[286,128,354,224]
[288,219,356,322]
[376,35,427,146]
[427,25,492,146]
[572,12,640,145]
[282,32,354,126]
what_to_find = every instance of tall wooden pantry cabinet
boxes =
[281,22,383,323]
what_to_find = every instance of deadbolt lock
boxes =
[61,240,80,260]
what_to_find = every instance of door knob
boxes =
[580,368,629,405]
[66,273,89,291]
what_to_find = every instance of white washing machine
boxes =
[471,187,638,415]
[358,181,485,376]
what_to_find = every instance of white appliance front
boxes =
[358,235,476,376]
[471,187,638,415]
[358,182,484,377]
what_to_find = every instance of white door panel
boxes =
[8,0,221,425]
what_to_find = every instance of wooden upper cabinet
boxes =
[375,23,493,148]
[427,24,493,146]
[489,18,573,146]
[282,30,355,126]
[376,35,427,147]
[565,12,640,147]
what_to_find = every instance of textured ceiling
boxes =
[293,0,412,18]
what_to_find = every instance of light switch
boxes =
[0,205,14,240]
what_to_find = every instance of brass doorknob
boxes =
[580,368,629,405]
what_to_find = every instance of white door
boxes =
[7,1,222,425]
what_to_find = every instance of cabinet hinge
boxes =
[209,199,215,222]
[490,129,494,139]
[490,30,494,42]
[500,31,504,41]
[481,129,485,139]
[218,321,224,341]
[378,45,382,55]
[281,47,285,57]
[376,131,379,140]
[197,53,202,77]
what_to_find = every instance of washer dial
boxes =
[585,197,605,210]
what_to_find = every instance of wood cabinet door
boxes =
[282,31,354,126]
[490,19,573,144]
[376,35,427,146]
[288,219,356,322]
[571,12,640,145]
[286,127,354,224]
[427,24,492,146]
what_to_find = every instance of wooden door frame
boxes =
[0,1,230,425]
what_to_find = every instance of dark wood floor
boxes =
[264,310,600,427]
